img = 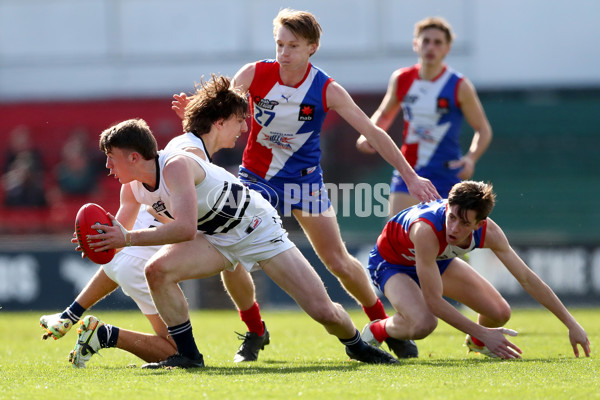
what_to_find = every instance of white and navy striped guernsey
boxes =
[128,147,278,247]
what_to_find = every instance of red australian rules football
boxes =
[75,203,115,264]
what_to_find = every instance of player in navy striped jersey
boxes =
[172,9,440,359]
[76,77,399,369]
[42,76,271,367]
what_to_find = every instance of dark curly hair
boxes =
[182,74,248,137]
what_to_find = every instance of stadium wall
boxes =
[1,89,599,310]
[1,1,598,310]
[1,236,599,311]
[1,0,599,102]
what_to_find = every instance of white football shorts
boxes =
[206,210,295,272]
[102,247,160,315]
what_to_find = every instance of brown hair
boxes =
[448,181,496,222]
[183,74,248,136]
[99,119,157,160]
[414,17,454,44]
[273,8,322,54]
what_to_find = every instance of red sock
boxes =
[471,336,485,346]
[239,302,264,336]
[362,298,388,321]
[370,318,390,343]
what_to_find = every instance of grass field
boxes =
[1,307,598,399]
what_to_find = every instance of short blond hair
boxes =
[273,8,322,50]
[414,17,454,44]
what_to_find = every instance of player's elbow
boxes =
[181,226,198,241]
[176,222,198,242]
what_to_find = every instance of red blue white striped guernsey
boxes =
[242,60,333,181]
[376,200,487,266]
[396,64,465,173]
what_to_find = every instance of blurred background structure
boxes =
[1,0,599,310]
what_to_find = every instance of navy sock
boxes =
[96,324,119,348]
[60,301,86,324]
[339,329,369,353]
[168,320,203,361]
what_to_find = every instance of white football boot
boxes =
[40,313,73,340]
[69,315,104,368]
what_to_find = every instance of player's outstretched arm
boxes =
[486,218,591,357]
[412,222,521,359]
[327,82,439,203]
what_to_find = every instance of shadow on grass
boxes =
[423,357,576,364]
[104,355,583,376]
[133,361,368,376]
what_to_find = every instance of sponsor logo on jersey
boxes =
[152,200,173,219]
[298,104,315,121]
[270,234,285,244]
[254,96,279,110]
[404,94,418,104]
[436,97,450,114]
[414,126,435,143]
[261,132,294,150]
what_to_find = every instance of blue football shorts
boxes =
[238,166,331,217]
[390,167,461,198]
[367,245,453,291]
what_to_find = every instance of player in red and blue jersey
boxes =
[237,59,333,215]
[362,181,591,359]
[357,17,492,217]
[232,10,438,358]
[173,9,440,359]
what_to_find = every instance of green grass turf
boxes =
[1,307,598,399]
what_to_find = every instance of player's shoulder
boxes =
[411,201,446,227]
[409,218,440,248]
[254,59,278,72]
[308,62,332,78]
[394,65,420,80]
[160,148,200,167]
[481,217,502,238]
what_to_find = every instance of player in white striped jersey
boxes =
[51,76,266,368]
[172,9,440,360]
[73,76,398,369]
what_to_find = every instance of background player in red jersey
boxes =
[357,17,492,217]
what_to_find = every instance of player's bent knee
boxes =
[144,260,169,288]
[411,315,438,339]
[494,302,511,325]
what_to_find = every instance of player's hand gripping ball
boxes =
[75,203,115,264]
